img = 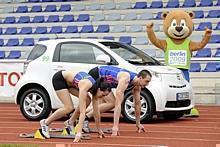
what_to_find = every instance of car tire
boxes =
[122,90,155,123]
[20,88,51,121]
[163,111,185,120]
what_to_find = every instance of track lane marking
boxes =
[1,133,220,142]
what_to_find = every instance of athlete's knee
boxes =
[73,108,80,115]
[63,105,74,114]
[108,102,115,109]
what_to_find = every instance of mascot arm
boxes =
[190,28,212,51]
[146,23,167,51]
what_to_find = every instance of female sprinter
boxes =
[39,69,111,142]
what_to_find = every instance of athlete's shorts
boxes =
[52,70,68,91]
[88,67,118,88]
[88,67,99,80]
[72,72,96,88]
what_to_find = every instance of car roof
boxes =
[37,38,115,45]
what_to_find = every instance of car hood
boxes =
[136,65,182,74]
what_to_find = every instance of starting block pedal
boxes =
[61,127,75,136]
[19,129,90,140]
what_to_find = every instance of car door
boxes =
[52,42,92,73]
[51,41,117,73]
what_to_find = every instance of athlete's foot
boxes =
[73,133,82,142]
[82,120,90,133]
[40,119,50,138]
[64,120,74,135]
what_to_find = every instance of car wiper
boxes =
[127,59,141,64]
[149,57,162,65]
[127,59,156,65]
[143,61,157,65]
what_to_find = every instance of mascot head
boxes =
[162,10,194,40]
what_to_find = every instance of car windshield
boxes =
[100,42,162,65]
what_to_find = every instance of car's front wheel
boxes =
[20,88,51,121]
[121,90,155,123]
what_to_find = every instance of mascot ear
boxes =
[187,11,195,19]
[161,11,169,20]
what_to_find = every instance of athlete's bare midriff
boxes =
[61,70,76,87]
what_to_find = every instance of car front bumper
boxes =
[147,77,194,112]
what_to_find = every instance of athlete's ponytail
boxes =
[89,77,111,96]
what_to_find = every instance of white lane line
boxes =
[0,134,220,142]
[0,125,220,132]
[0,140,167,147]
[0,120,219,125]
[1,129,220,135]
[0,122,219,130]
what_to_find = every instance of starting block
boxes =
[19,129,91,140]
[50,127,112,134]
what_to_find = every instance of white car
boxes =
[14,39,194,122]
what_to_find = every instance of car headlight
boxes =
[136,67,162,81]
[151,71,162,81]
[177,72,185,81]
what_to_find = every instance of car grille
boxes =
[165,100,191,108]
[169,85,186,88]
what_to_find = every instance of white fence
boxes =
[0,59,24,101]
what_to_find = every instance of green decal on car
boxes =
[42,55,49,62]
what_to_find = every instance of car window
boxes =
[27,44,47,61]
[100,42,161,65]
[59,42,109,64]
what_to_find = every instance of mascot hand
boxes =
[205,28,212,36]
[146,22,154,29]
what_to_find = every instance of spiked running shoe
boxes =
[64,120,75,135]
[82,120,90,133]
[40,119,50,138]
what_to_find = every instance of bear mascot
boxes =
[146,10,212,116]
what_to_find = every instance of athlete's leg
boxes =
[67,88,91,125]
[86,91,115,118]
[45,89,74,125]
[40,71,74,138]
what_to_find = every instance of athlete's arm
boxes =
[92,97,105,138]
[112,72,130,136]
[74,79,92,142]
[132,86,145,133]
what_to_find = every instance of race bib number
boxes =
[168,50,187,66]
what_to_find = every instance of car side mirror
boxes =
[96,54,111,64]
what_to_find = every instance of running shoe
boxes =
[40,119,50,138]
[64,119,74,135]
[82,120,90,133]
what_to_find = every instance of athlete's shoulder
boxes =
[99,65,120,70]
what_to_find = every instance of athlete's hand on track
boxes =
[73,133,82,142]
[136,124,145,133]
[98,129,105,138]
[111,126,120,136]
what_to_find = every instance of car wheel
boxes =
[163,111,185,120]
[122,90,155,123]
[20,88,51,121]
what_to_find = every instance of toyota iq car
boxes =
[14,39,194,122]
